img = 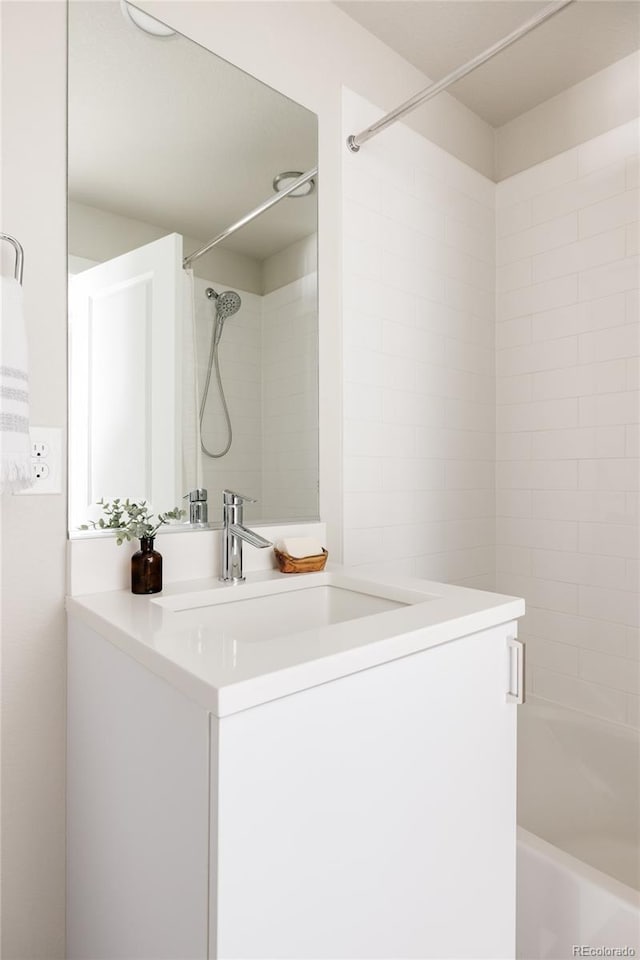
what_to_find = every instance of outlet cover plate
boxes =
[18,426,63,495]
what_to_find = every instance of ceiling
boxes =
[335,1,640,127]
[68,2,317,262]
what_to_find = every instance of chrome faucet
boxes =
[220,489,272,583]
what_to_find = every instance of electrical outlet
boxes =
[19,426,62,495]
[32,440,49,459]
[32,461,50,481]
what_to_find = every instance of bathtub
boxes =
[517,698,640,959]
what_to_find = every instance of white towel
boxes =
[0,276,32,492]
[278,536,325,559]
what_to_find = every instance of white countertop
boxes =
[66,566,525,717]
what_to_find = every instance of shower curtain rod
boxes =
[346,0,575,154]
[183,168,318,270]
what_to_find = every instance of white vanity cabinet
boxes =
[67,580,522,960]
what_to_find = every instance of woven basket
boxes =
[274,548,328,574]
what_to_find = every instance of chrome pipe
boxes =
[183,167,318,269]
[1,233,24,284]
[346,0,576,153]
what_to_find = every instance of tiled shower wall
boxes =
[262,274,319,521]
[342,90,496,587]
[193,272,318,524]
[495,120,639,728]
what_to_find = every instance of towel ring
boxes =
[1,233,24,285]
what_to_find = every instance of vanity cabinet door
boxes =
[67,618,210,960]
[214,622,517,960]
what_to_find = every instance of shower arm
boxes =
[183,168,317,270]
[346,0,576,154]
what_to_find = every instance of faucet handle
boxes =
[183,488,207,502]
[223,489,257,505]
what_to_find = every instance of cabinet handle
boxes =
[506,638,525,705]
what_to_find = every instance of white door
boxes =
[69,234,182,530]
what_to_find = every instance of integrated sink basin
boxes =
[154,580,410,643]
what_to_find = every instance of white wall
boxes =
[342,90,495,587]
[495,119,639,727]
[496,52,640,181]
[0,3,67,957]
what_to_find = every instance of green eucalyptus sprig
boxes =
[80,498,185,545]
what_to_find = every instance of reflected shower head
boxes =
[206,286,242,320]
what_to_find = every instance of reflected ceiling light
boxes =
[120,1,176,38]
[273,171,316,198]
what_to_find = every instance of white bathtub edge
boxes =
[518,826,640,909]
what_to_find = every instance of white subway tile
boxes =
[497,373,533,405]
[532,161,626,225]
[579,521,639,559]
[343,382,382,422]
[496,544,532,575]
[343,527,385,566]
[577,359,629,396]
[578,256,640,301]
[578,120,640,177]
[497,398,578,432]
[530,427,597,460]
[496,213,578,266]
[526,636,579,675]
[497,336,578,376]
[627,695,639,728]
[579,391,639,427]
[344,309,382,353]
[531,366,583,400]
[627,156,640,191]
[579,324,640,364]
[496,260,533,293]
[496,316,532,349]
[545,491,633,526]
[343,456,383,493]
[343,419,415,459]
[576,292,628,333]
[578,189,639,239]
[532,549,627,590]
[382,389,445,427]
[627,425,640,458]
[497,490,532,518]
[627,222,640,257]
[533,228,626,283]
[497,460,577,491]
[496,199,532,238]
[497,149,578,208]
[497,517,578,551]
[523,606,629,657]
[533,667,627,722]
[579,458,640,491]
[579,584,639,626]
[498,572,578,613]
[497,276,578,323]
[579,649,640,695]
[496,432,531,461]
[531,304,581,342]
[445,459,494,490]
[382,458,444,492]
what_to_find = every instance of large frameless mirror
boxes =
[67,1,318,534]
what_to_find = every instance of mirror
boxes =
[67,1,318,534]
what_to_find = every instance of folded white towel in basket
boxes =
[1,276,32,492]
[277,536,325,559]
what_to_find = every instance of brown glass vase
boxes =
[131,536,162,595]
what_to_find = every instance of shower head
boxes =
[206,287,242,320]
